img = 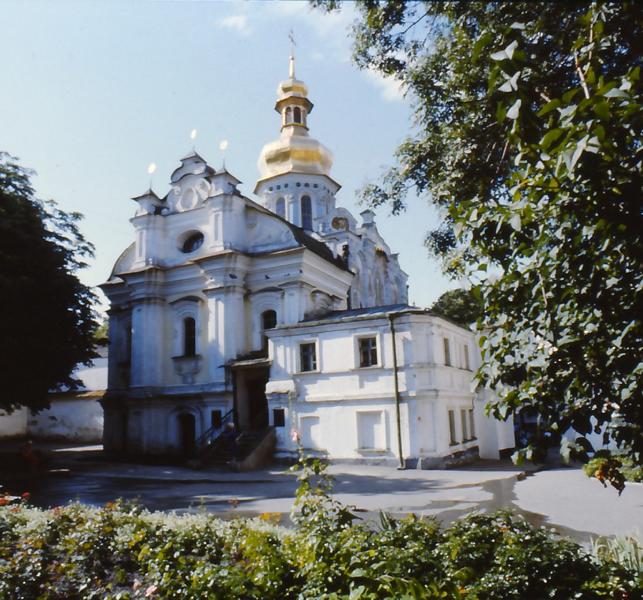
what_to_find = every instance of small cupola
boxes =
[275,55,314,131]
[132,188,165,216]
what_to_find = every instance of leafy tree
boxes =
[316,1,642,486]
[430,288,483,326]
[0,152,98,413]
[92,320,109,345]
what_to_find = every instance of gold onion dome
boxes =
[257,56,334,182]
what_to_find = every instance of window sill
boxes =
[296,369,320,375]
[356,448,388,454]
[352,364,382,371]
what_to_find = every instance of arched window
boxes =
[285,107,293,124]
[293,106,302,124]
[276,197,286,218]
[301,195,313,230]
[183,317,196,356]
[261,310,277,353]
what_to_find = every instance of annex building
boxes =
[101,57,514,467]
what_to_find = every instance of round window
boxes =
[180,232,204,253]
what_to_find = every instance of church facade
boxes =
[101,58,514,465]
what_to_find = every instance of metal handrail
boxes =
[195,408,235,449]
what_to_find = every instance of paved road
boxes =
[1,443,640,545]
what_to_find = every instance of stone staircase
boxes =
[189,427,276,471]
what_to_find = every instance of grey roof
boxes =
[302,304,420,323]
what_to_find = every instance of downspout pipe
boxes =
[388,313,406,470]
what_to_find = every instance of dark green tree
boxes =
[315,1,642,487]
[430,288,483,326]
[0,152,98,413]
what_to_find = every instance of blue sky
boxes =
[1,0,456,312]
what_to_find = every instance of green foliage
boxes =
[1,461,640,598]
[93,320,109,344]
[0,152,98,413]
[584,453,643,486]
[430,288,484,326]
[591,536,643,577]
[317,1,642,487]
[0,501,639,599]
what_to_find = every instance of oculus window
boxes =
[181,232,204,253]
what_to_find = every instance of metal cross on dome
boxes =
[289,29,296,78]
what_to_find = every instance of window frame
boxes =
[273,408,286,428]
[448,409,458,446]
[301,194,313,230]
[357,335,379,368]
[353,333,381,369]
[298,340,319,373]
[275,197,286,218]
[183,317,196,357]
[461,408,469,441]
[443,337,452,367]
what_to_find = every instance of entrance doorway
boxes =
[233,365,270,432]
[178,413,196,457]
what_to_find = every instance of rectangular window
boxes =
[448,410,457,445]
[359,337,378,368]
[211,410,222,430]
[461,408,468,441]
[273,408,285,428]
[464,344,470,370]
[444,338,451,366]
[300,342,317,372]
[469,409,476,439]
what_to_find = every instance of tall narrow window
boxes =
[464,344,470,370]
[448,410,457,445]
[461,408,468,441]
[469,409,476,439]
[273,408,286,427]
[293,106,302,123]
[443,337,451,366]
[300,342,317,372]
[211,410,222,430]
[276,197,286,218]
[359,337,378,368]
[183,317,196,356]
[285,107,293,124]
[301,195,312,230]
[262,310,276,330]
[261,310,277,353]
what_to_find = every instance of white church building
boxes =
[100,57,514,467]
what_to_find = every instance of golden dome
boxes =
[256,58,334,184]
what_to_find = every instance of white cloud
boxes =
[248,2,405,102]
[257,1,355,61]
[363,68,405,103]
[218,14,252,37]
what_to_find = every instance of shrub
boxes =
[0,499,640,598]
[0,459,640,598]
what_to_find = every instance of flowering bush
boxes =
[0,505,639,598]
[0,463,639,598]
